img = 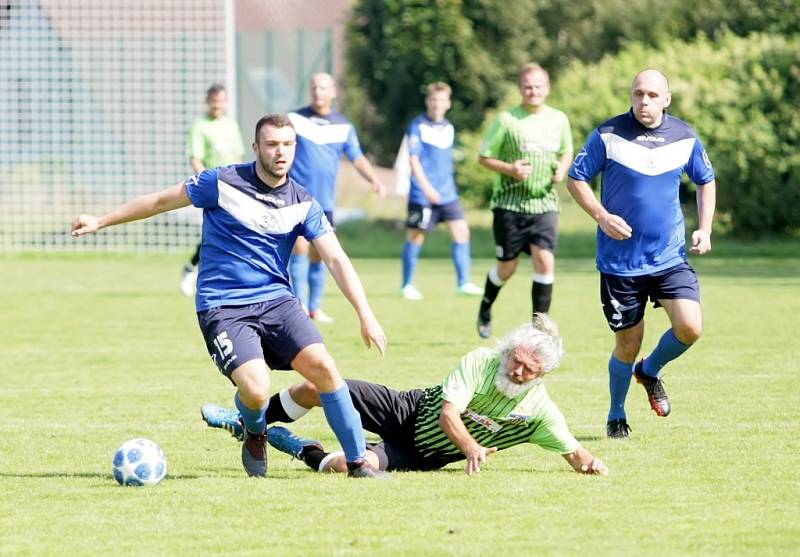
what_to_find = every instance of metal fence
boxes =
[0,0,340,252]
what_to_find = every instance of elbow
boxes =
[565,178,577,195]
[438,410,450,431]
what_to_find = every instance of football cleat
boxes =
[400,284,424,300]
[267,426,322,460]
[241,422,268,477]
[346,460,390,479]
[456,282,484,296]
[633,360,671,417]
[477,308,492,339]
[606,418,631,439]
[179,264,197,297]
[201,404,243,441]
[309,309,334,323]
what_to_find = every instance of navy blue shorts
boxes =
[492,209,558,261]
[197,296,324,381]
[600,262,701,331]
[406,199,465,231]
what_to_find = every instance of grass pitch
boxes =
[1,248,798,556]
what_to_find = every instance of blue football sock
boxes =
[289,254,309,308]
[308,261,327,313]
[401,241,421,287]
[235,391,267,435]
[643,328,691,377]
[608,355,633,421]
[319,385,366,463]
[451,241,471,287]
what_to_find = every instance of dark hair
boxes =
[206,83,226,100]
[254,114,295,142]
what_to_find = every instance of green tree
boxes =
[346,0,799,163]
[346,0,544,164]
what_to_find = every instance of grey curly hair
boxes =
[495,313,564,374]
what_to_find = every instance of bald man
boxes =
[287,73,385,323]
[566,69,717,438]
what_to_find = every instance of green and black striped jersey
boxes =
[413,348,579,466]
[480,105,572,214]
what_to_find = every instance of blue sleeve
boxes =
[302,198,334,241]
[407,120,422,157]
[185,168,220,208]
[686,137,715,185]
[343,126,364,161]
[568,129,607,182]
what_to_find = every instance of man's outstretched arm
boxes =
[71,181,191,236]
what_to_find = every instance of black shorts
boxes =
[600,262,701,331]
[197,296,324,382]
[344,379,430,471]
[406,199,465,231]
[492,209,558,261]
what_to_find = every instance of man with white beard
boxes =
[202,314,607,476]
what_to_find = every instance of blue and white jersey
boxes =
[407,113,458,206]
[287,106,364,212]
[569,110,715,276]
[185,162,332,311]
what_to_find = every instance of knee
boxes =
[615,337,643,362]
[238,383,270,409]
[305,356,343,392]
[497,261,517,281]
[674,322,702,345]
[234,371,270,408]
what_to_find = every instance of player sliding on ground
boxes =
[202,314,607,476]
[72,114,388,479]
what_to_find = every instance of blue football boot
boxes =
[266,426,322,459]
[201,404,244,441]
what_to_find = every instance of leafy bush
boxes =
[460,32,800,236]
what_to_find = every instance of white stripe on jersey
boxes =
[418,122,454,149]
[288,112,352,145]
[217,180,311,235]
[602,133,696,176]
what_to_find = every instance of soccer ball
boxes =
[112,438,167,486]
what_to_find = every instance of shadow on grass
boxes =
[0,471,202,480]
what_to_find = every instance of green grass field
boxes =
[2,234,799,555]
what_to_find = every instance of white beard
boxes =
[494,370,538,398]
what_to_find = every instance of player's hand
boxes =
[371,180,387,199]
[511,160,533,181]
[71,214,101,237]
[690,229,711,254]
[552,166,566,184]
[360,315,387,356]
[580,457,608,476]
[425,189,442,205]
[465,445,497,476]
[598,213,632,240]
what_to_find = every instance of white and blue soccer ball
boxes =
[112,438,167,486]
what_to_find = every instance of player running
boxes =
[72,114,387,478]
